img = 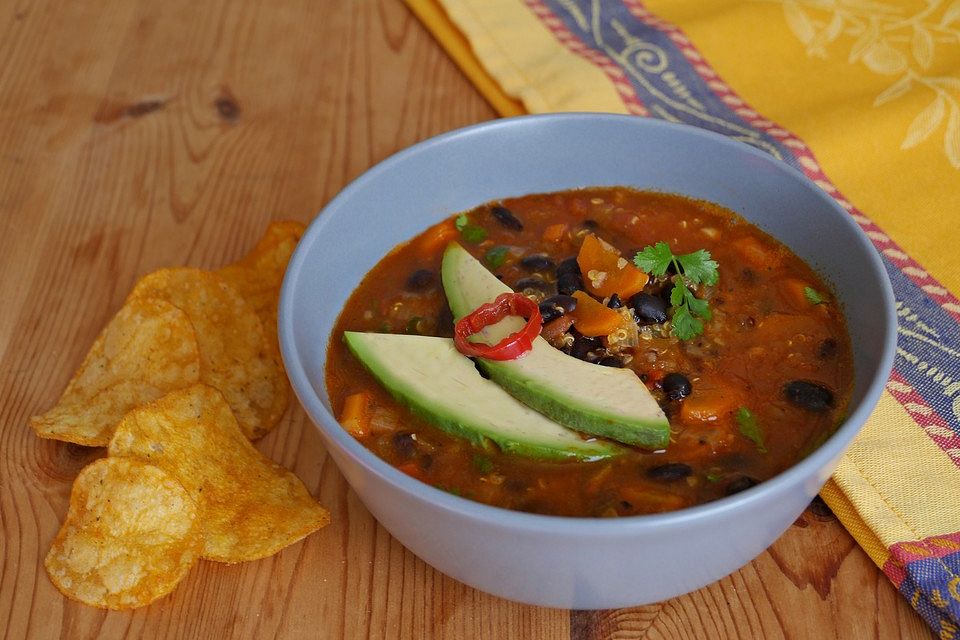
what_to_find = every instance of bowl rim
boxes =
[279,113,897,534]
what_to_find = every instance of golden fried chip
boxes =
[109,384,329,562]
[31,297,201,446]
[128,268,287,439]
[216,220,305,343]
[45,458,202,609]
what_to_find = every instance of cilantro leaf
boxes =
[669,282,686,307]
[633,241,673,276]
[804,286,825,305]
[670,305,703,340]
[634,242,719,341]
[684,289,711,321]
[484,245,509,269]
[736,407,767,453]
[455,214,469,231]
[677,249,719,286]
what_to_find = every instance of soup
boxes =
[325,187,853,517]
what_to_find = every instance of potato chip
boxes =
[30,297,201,446]
[109,384,329,562]
[128,268,287,439]
[45,458,202,609]
[216,220,305,342]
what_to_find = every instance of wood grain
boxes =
[0,0,934,638]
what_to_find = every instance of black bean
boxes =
[538,294,577,323]
[418,454,434,471]
[647,463,693,481]
[607,293,623,309]
[725,476,758,496]
[405,268,435,291]
[555,257,581,278]
[392,432,417,458]
[520,254,555,272]
[784,380,834,412]
[557,272,583,295]
[570,334,602,361]
[491,205,523,230]
[630,293,668,324]
[661,373,692,400]
[582,219,599,229]
[817,338,838,360]
[545,294,577,314]
[515,276,551,293]
[539,303,562,324]
[597,356,623,368]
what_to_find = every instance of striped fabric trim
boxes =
[525,0,960,451]
[524,1,647,115]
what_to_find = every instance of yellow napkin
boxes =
[406,0,960,633]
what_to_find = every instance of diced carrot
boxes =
[732,236,782,271]
[542,223,567,243]
[570,291,623,336]
[397,462,426,482]
[679,386,742,424]
[780,278,814,311]
[340,392,371,437]
[576,234,649,299]
[417,220,457,256]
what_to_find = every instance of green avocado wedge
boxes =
[343,332,620,461]
[441,242,671,449]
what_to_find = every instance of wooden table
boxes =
[0,0,934,638]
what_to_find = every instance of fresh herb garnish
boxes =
[705,472,722,483]
[736,407,767,453]
[633,242,718,340]
[472,455,494,474]
[804,286,825,305]
[484,245,510,269]
[455,214,488,244]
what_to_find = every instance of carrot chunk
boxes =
[542,223,567,243]
[340,392,372,437]
[570,291,623,336]
[679,387,741,424]
[732,236,782,270]
[417,220,457,256]
[576,234,648,299]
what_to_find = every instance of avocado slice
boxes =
[343,332,620,461]
[441,243,670,449]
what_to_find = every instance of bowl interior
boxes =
[280,114,895,512]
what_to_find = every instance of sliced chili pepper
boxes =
[454,293,542,361]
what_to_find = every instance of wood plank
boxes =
[0,0,933,637]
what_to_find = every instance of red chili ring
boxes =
[454,293,542,361]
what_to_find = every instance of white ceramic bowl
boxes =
[279,114,896,609]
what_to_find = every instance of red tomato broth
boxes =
[325,187,854,517]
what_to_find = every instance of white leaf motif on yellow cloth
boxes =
[765,0,960,168]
